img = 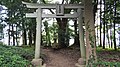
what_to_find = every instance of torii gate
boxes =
[22,2,85,66]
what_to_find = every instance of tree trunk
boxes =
[74,20,80,46]
[110,4,113,48]
[103,0,105,49]
[28,29,32,46]
[113,0,117,50]
[103,23,106,49]
[99,0,102,47]
[33,19,36,46]
[57,18,68,48]
[12,24,15,46]
[46,28,51,46]
[22,22,27,45]
[110,28,113,48]
[106,24,110,48]
[16,25,18,46]
[84,0,97,65]
[33,29,36,46]
[8,24,10,45]
[93,0,98,23]
[58,25,67,48]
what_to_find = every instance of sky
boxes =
[45,0,62,3]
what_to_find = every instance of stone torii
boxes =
[22,1,86,66]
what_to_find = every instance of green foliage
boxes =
[87,62,120,67]
[87,47,120,67]
[0,45,34,67]
[43,21,51,46]
[42,21,59,46]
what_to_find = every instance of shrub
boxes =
[0,45,33,67]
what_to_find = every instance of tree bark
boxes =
[12,24,15,46]
[110,28,113,48]
[32,19,36,46]
[84,0,97,65]
[110,4,113,48]
[113,0,117,50]
[33,28,36,46]
[99,0,102,47]
[16,25,18,46]
[74,20,80,46]
[103,0,106,49]
[22,22,27,45]
[57,18,68,48]
[106,23,110,48]
[8,24,10,45]
[28,29,32,46]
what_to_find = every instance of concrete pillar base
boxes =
[31,58,43,67]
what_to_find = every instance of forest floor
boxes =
[97,49,120,62]
[42,47,80,67]
[41,47,120,67]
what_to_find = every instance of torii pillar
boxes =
[31,8,43,66]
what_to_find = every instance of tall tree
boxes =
[99,0,102,47]
[84,0,97,65]
[109,3,113,48]
[103,0,106,49]
[113,0,117,50]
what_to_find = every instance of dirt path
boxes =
[42,48,80,67]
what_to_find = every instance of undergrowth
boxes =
[0,45,34,67]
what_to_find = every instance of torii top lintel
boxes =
[22,1,84,18]
[22,1,84,9]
